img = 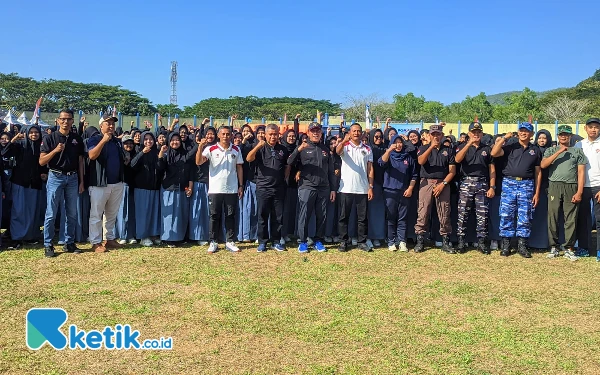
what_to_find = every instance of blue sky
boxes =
[2,0,598,108]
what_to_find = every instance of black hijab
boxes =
[383,127,398,147]
[534,130,552,153]
[166,133,186,164]
[84,126,100,140]
[280,129,297,154]
[22,125,42,156]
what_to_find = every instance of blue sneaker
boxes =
[313,241,327,252]
[257,243,267,253]
[272,243,286,252]
[575,248,590,257]
[298,242,309,253]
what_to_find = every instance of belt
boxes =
[464,176,487,180]
[50,169,77,176]
[505,176,532,181]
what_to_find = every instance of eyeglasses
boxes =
[58,118,74,122]
[373,135,382,139]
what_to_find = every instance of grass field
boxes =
[2,242,600,375]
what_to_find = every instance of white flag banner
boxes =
[365,104,371,130]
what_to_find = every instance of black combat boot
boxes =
[442,236,456,254]
[478,237,490,255]
[517,237,532,258]
[456,236,466,254]
[500,237,511,257]
[414,234,425,253]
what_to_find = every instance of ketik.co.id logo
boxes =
[26,308,172,350]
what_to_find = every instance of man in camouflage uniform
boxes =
[454,122,496,254]
[491,122,542,258]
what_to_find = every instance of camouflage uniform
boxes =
[457,176,489,238]
[499,178,534,238]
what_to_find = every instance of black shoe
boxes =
[357,243,372,252]
[44,246,55,258]
[517,237,531,258]
[442,236,456,254]
[456,236,466,253]
[9,241,23,250]
[414,235,425,253]
[478,238,490,255]
[64,243,81,254]
[338,242,348,252]
[500,237,511,256]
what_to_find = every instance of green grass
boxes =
[1,242,600,374]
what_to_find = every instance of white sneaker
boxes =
[118,239,127,245]
[198,241,208,246]
[207,241,218,253]
[324,236,333,243]
[279,238,286,245]
[141,238,153,247]
[435,241,443,247]
[490,240,498,250]
[373,239,381,247]
[399,242,408,252]
[297,238,302,244]
[128,239,138,245]
[366,239,374,249]
[352,238,358,246]
[254,239,259,244]
[307,237,314,246]
[57,240,65,245]
[388,244,397,252]
[226,242,240,252]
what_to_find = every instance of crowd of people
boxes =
[1,109,599,262]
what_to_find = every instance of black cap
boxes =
[586,118,600,126]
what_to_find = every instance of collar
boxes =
[583,138,600,145]
[216,143,233,151]
[347,140,365,149]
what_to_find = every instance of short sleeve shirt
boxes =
[87,135,122,184]
[254,143,289,189]
[501,142,541,179]
[456,143,493,178]
[417,145,455,179]
[339,141,373,194]
[40,131,84,172]
[543,146,588,184]
[575,139,600,187]
[202,143,244,194]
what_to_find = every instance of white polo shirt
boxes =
[575,138,600,188]
[202,143,244,194]
[339,141,373,194]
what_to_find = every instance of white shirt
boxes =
[202,143,244,194]
[338,141,373,194]
[575,138,600,187]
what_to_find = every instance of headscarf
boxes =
[140,131,158,152]
[383,127,398,147]
[166,132,186,164]
[10,124,22,136]
[534,130,552,153]
[368,128,386,185]
[570,134,583,147]
[115,126,123,137]
[388,134,411,163]
[21,125,42,156]
[84,126,100,140]
[202,126,217,145]
[368,129,385,150]
[406,130,422,148]
[481,133,493,146]
[280,129,297,154]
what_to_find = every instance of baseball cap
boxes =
[308,122,322,130]
[557,124,573,135]
[518,122,533,132]
[586,118,600,126]
[99,114,118,126]
[429,124,443,134]
[121,135,133,143]
[469,122,483,131]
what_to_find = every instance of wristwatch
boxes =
[491,185,496,190]
[442,181,448,186]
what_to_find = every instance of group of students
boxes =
[1,110,599,262]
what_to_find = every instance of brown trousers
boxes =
[415,178,452,236]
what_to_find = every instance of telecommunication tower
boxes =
[170,61,178,105]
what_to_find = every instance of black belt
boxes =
[50,169,77,176]
[505,176,532,181]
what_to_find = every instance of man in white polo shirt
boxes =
[575,117,600,260]
[335,123,374,252]
[196,126,244,254]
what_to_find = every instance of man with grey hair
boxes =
[246,124,290,252]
